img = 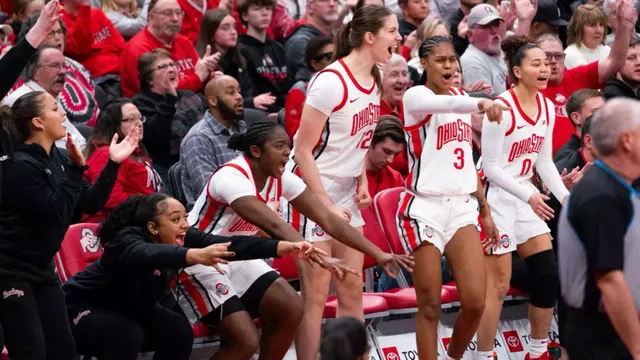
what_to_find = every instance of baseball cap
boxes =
[532,0,569,25]
[467,4,504,28]
[0,24,13,37]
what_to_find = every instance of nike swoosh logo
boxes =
[517,125,527,129]
[350,98,359,103]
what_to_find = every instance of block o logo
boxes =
[441,337,451,351]
[503,330,524,352]
[382,347,400,360]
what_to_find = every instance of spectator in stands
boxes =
[0,90,138,360]
[527,0,568,41]
[537,3,633,155]
[120,0,219,97]
[63,193,314,360]
[405,17,449,73]
[363,116,405,200]
[398,0,429,38]
[564,5,610,69]
[84,99,162,223]
[238,0,290,113]
[4,45,87,149]
[284,0,336,80]
[554,89,604,165]
[177,0,220,43]
[320,317,370,360]
[102,0,149,39]
[283,34,332,141]
[604,0,640,45]
[605,38,640,98]
[62,0,126,98]
[18,14,99,126]
[133,48,207,182]
[449,0,482,57]
[380,54,410,177]
[7,0,42,36]
[180,75,245,207]
[334,0,383,26]
[555,115,595,177]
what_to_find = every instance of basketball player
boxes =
[476,35,570,360]
[286,5,402,359]
[183,121,413,360]
[401,36,507,360]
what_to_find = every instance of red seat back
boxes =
[373,187,405,255]
[361,207,392,269]
[54,223,103,283]
[271,255,299,280]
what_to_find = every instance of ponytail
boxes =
[332,21,353,63]
[1,91,46,146]
[227,120,282,158]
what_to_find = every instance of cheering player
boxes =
[476,35,569,360]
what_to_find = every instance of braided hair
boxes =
[418,35,453,59]
[227,120,284,158]
[501,35,540,84]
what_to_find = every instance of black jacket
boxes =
[0,143,120,283]
[62,226,280,315]
[238,34,291,113]
[604,77,640,100]
[284,23,324,81]
[133,90,207,169]
[553,134,582,170]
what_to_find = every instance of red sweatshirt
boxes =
[83,146,162,222]
[120,27,202,97]
[380,99,409,178]
[62,6,125,78]
[177,0,218,44]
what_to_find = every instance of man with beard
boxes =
[605,38,640,98]
[119,0,220,97]
[284,0,337,81]
[180,75,246,208]
[536,0,635,155]
[3,45,85,150]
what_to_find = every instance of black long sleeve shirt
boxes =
[0,143,120,283]
[63,226,280,315]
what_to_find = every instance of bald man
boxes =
[558,98,640,360]
[180,75,247,208]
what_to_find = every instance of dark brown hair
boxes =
[0,91,46,145]
[138,48,172,91]
[86,98,147,159]
[196,9,246,80]
[501,35,539,84]
[565,89,604,128]
[371,115,405,147]
[333,5,393,93]
[237,0,276,26]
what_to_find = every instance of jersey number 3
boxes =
[357,130,373,149]
[453,148,464,169]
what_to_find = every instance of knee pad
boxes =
[524,249,559,308]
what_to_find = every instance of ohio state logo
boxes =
[79,228,100,253]
[215,283,230,297]
[312,224,325,237]
[424,225,434,239]
[441,337,451,350]
[500,234,511,249]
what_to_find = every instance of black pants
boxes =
[0,278,75,360]
[564,308,632,360]
[68,302,193,360]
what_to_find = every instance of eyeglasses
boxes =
[122,115,146,124]
[40,62,68,71]
[46,29,65,39]
[545,52,565,61]
[153,9,185,17]
[154,62,177,71]
[313,52,333,62]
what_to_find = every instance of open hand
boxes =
[186,242,235,273]
[617,0,637,29]
[374,251,414,277]
[109,126,141,164]
[277,241,328,259]
[560,166,582,190]
[330,205,352,222]
[65,133,86,166]
[253,93,276,110]
[404,30,418,50]
[528,193,554,220]
[479,99,510,123]
[480,212,500,252]
[464,80,492,94]
[514,0,538,22]
[310,254,360,280]
[458,16,469,38]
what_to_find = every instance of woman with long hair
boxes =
[401,36,506,360]
[564,4,610,69]
[476,35,570,360]
[83,98,162,222]
[0,91,138,359]
[196,9,276,111]
[285,5,401,359]
[63,193,324,360]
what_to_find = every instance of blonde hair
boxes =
[102,0,140,16]
[411,17,450,58]
[567,4,607,47]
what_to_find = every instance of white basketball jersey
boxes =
[288,59,381,178]
[404,87,477,197]
[189,157,283,236]
[493,89,552,183]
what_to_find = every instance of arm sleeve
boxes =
[106,5,147,39]
[183,227,280,260]
[85,148,130,214]
[535,101,570,201]
[570,195,629,272]
[209,167,256,204]
[120,46,140,98]
[281,171,307,201]
[0,39,36,99]
[304,71,344,116]
[63,6,93,57]
[481,111,536,202]
[139,95,177,153]
[114,229,189,267]
[403,87,480,127]
[77,159,121,215]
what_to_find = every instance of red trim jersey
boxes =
[288,58,380,178]
[188,156,307,235]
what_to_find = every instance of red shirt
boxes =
[540,61,600,155]
[380,99,408,178]
[83,146,162,222]
[366,166,404,199]
[120,27,202,97]
[177,0,218,44]
[284,86,306,142]
[62,6,125,78]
